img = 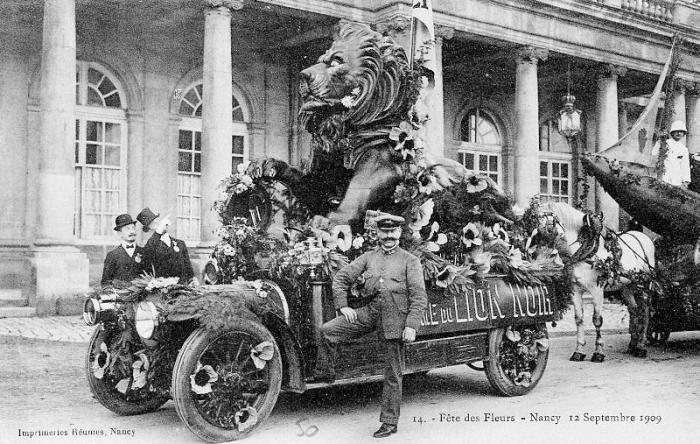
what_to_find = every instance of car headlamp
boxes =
[134,301,160,339]
[82,295,118,326]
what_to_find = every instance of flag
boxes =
[411,0,436,73]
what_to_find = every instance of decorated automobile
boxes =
[83,22,571,443]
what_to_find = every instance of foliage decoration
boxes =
[499,325,549,387]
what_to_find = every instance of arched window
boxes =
[74,62,127,239]
[539,119,574,203]
[457,108,503,184]
[177,82,249,241]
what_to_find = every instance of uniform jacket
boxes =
[332,246,427,339]
[101,244,145,287]
[143,232,194,282]
[652,138,690,186]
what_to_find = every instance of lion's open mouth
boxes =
[299,80,332,112]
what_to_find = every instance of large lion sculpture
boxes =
[247,21,502,232]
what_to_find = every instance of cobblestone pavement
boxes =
[0,315,94,342]
[0,300,629,343]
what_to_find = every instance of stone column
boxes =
[595,64,627,231]
[618,101,629,137]
[33,0,89,297]
[513,47,548,208]
[36,0,77,245]
[199,0,240,246]
[686,83,700,154]
[0,50,29,243]
[669,79,687,127]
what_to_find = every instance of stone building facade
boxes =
[1,0,699,312]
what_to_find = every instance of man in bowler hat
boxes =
[101,214,145,288]
[311,213,427,438]
[137,207,194,283]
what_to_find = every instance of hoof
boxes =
[569,352,586,362]
[591,352,605,363]
[628,345,648,358]
[632,348,648,358]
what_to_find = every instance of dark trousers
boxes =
[313,303,405,426]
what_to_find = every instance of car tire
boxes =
[85,327,169,415]
[484,323,549,396]
[171,319,282,443]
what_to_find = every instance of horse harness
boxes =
[542,210,654,270]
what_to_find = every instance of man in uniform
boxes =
[137,207,194,283]
[101,213,144,288]
[652,120,691,187]
[311,213,427,438]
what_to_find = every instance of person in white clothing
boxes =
[652,120,690,187]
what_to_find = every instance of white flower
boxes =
[241,175,254,187]
[237,161,251,175]
[417,173,443,195]
[461,223,483,248]
[115,378,131,394]
[409,199,434,233]
[425,221,448,252]
[234,406,259,432]
[132,353,150,389]
[352,236,364,249]
[92,342,110,379]
[190,362,219,395]
[250,341,274,369]
[251,280,268,298]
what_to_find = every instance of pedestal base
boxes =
[32,246,89,298]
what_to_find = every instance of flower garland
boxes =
[210,218,287,283]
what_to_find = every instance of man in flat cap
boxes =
[101,213,145,288]
[311,213,427,438]
[137,207,194,283]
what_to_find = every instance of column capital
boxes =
[515,46,549,64]
[434,25,454,44]
[685,81,700,96]
[597,63,627,79]
[672,78,693,94]
[374,15,411,39]
[203,0,243,11]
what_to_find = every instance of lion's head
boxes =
[299,22,419,153]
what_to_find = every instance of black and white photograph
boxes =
[1,1,700,443]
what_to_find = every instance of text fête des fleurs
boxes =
[421,283,554,328]
[413,412,662,425]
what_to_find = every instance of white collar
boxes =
[122,242,136,256]
[160,232,172,246]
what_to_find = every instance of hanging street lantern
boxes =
[558,93,582,139]
[558,62,582,139]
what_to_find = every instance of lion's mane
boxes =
[299,22,420,163]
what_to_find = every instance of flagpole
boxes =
[409,8,417,71]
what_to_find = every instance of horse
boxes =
[538,201,656,361]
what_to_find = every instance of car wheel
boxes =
[484,323,549,396]
[86,327,169,415]
[171,319,282,443]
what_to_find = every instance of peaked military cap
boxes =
[375,213,405,230]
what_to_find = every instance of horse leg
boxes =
[622,289,647,358]
[591,300,605,363]
[569,291,587,362]
[636,292,650,357]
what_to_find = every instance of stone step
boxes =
[0,306,35,318]
[0,289,26,307]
